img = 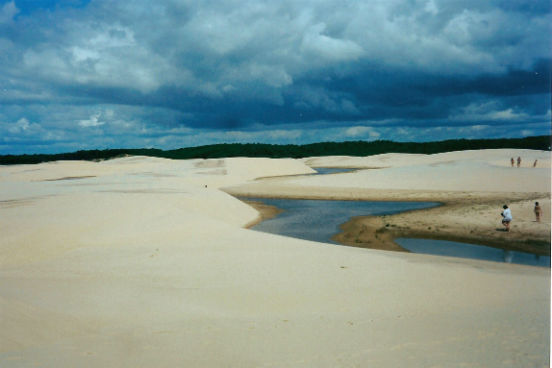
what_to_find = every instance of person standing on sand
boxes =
[533,159,538,167]
[534,202,542,222]
[510,157,515,167]
[501,204,512,231]
[516,157,521,167]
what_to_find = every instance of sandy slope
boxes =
[227,149,551,253]
[0,151,550,367]
[303,148,551,169]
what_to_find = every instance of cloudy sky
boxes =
[0,0,550,154]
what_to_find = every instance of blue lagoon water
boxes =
[245,197,550,267]
[395,238,550,267]
[246,197,439,245]
[312,167,356,175]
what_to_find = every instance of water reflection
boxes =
[312,167,356,175]
[245,197,550,268]
[246,197,439,245]
[395,238,550,267]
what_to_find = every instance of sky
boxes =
[0,0,550,154]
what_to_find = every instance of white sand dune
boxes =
[0,151,549,367]
[304,148,551,169]
[298,150,551,193]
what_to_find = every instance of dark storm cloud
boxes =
[299,58,551,121]
[0,0,550,153]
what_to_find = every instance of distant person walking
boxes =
[534,202,542,222]
[501,204,512,231]
[533,159,538,167]
[510,157,515,167]
[516,156,521,167]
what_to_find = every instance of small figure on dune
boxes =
[501,204,512,231]
[534,202,542,222]
[510,157,514,167]
[533,159,538,168]
[516,156,521,167]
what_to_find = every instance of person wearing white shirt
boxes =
[501,204,512,231]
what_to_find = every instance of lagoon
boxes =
[246,197,550,267]
[312,167,356,175]
[396,238,550,267]
[246,197,439,244]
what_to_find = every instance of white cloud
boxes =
[301,23,364,62]
[520,129,535,136]
[344,126,381,139]
[267,129,303,140]
[424,0,438,15]
[469,124,489,131]
[487,108,529,121]
[450,101,530,122]
[6,117,40,134]
[71,46,100,63]
[78,113,105,127]
[7,117,30,133]
[0,1,17,24]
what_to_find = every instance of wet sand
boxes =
[335,196,550,255]
[242,199,283,228]
[243,192,550,254]
[227,149,551,255]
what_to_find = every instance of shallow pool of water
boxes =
[246,197,439,245]
[312,167,356,175]
[395,238,550,267]
[246,197,549,267]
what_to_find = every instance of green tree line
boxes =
[1,135,550,165]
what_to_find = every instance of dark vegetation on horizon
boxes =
[1,135,550,165]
